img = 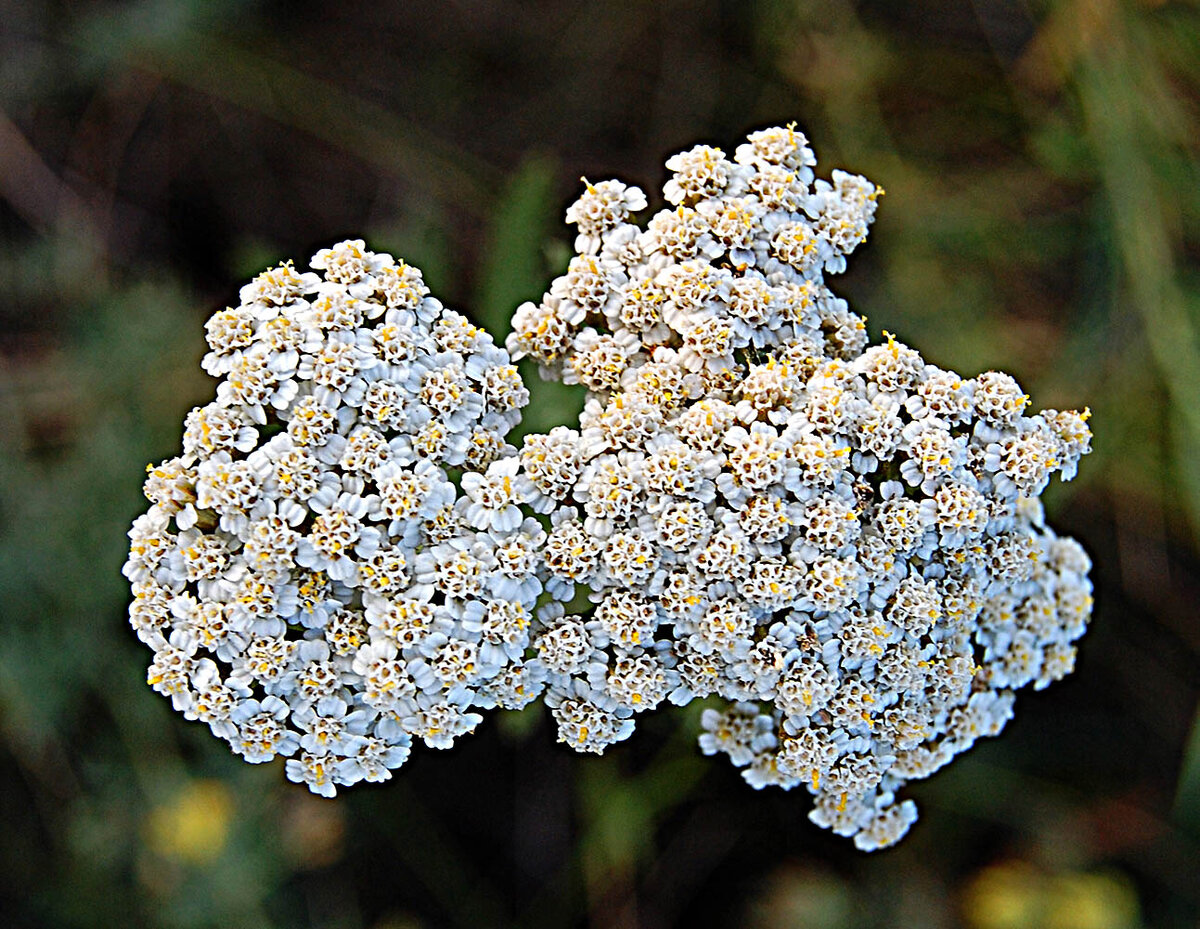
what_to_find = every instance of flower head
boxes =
[130,126,1093,852]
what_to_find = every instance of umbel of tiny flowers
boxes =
[128,124,1093,853]
[506,123,1093,851]
[128,241,538,798]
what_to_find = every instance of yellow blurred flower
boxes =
[963,861,1141,929]
[145,779,234,865]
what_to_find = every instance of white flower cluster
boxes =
[126,240,537,796]
[505,125,1094,850]
[128,125,1094,851]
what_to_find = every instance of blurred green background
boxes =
[2,1,1198,926]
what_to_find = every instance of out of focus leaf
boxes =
[474,153,560,333]
[1172,707,1200,836]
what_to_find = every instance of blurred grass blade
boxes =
[1076,14,1200,547]
[474,153,559,333]
[1172,705,1200,836]
[474,154,586,438]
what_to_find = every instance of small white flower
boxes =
[460,457,526,533]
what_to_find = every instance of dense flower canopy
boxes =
[127,125,1092,850]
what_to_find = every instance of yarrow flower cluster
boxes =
[127,241,536,796]
[129,125,1093,851]
[506,124,1093,850]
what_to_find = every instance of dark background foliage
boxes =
[2,1,1198,927]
